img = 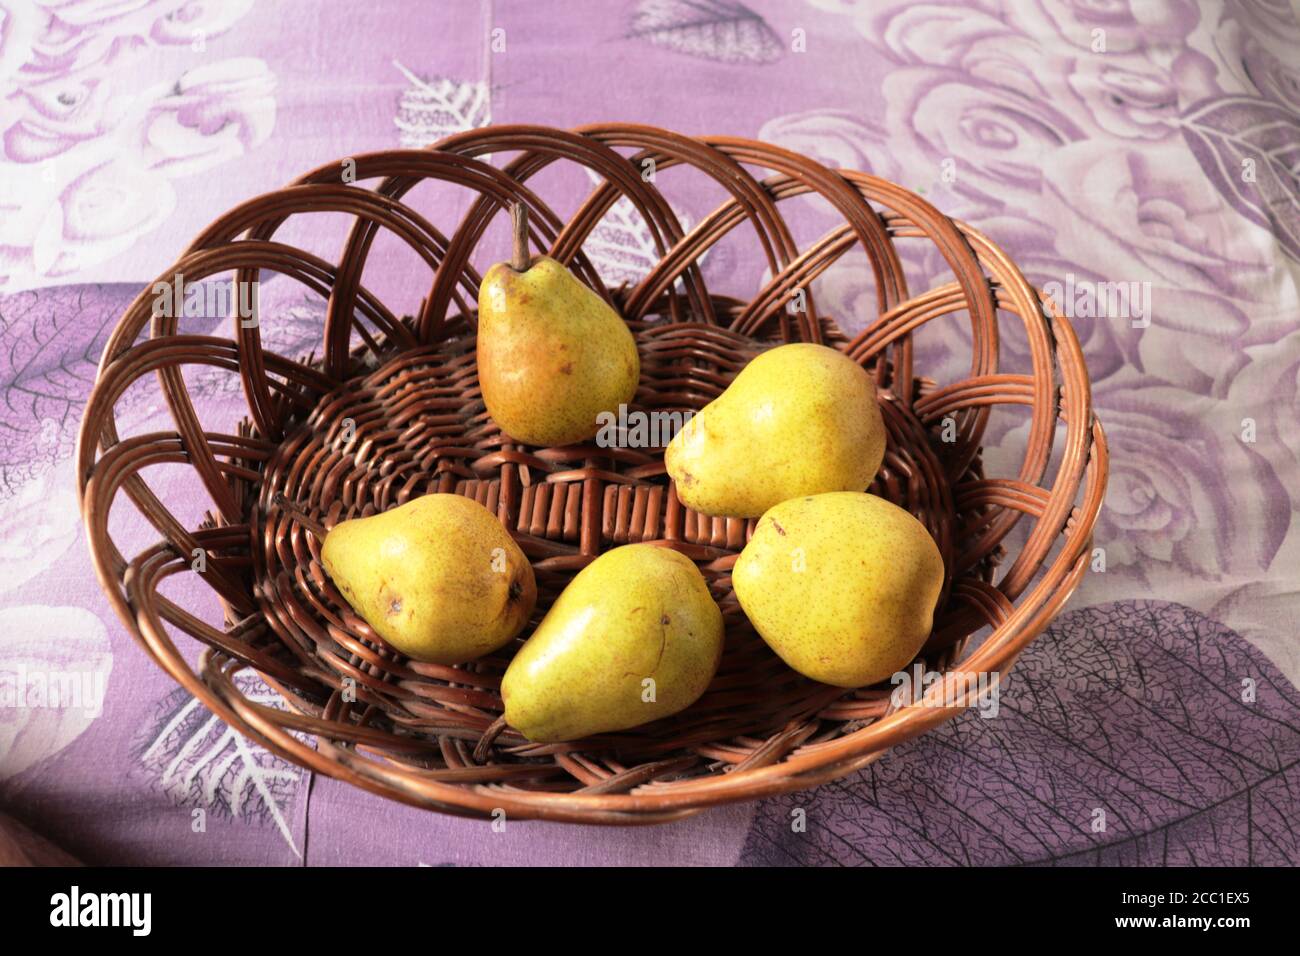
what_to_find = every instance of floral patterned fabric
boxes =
[0,0,1297,865]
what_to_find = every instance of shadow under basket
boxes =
[78,124,1108,824]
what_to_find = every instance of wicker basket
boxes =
[78,124,1107,824]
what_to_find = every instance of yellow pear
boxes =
[501,544,723,742]
[318,493,536,665]
[665,342,885,518]
[477,203,639,446]
[732,492,944,688]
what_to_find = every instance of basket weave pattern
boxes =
[78,124,1107,823]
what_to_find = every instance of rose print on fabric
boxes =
[766,0,1300,602]
[0,604,113,783]
[0,1,273,290]
[130,56,275,177]
[17,1,255,80]
[0,463,82,596]
[1048,385,1288,581]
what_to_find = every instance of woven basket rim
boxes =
[77,123,1108,823]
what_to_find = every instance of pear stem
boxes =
[510,202,531,272]
[473,714,508,763]
[272,493,329,540]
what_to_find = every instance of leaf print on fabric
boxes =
[741,601,1300,866]
[628,0,782,65]
[0,282,227,498]
[579,168,699,289]
[0,605,112,782]
[392,60,490,149]
[134,675,304,857]
[1179,95,1300,263]
[0,283,141,498]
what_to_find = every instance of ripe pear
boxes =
[501,544,723,742]
[318,493,536,665]
[665,342,885,517]
[477,203,640,447]
[732,492,944,688]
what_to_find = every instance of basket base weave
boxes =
[252,309,966,770]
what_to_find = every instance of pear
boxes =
[665,342,885,518]
[477,203,640,447]
[315,493,536,665]
[501,544,723,742]
[732,492,944,688]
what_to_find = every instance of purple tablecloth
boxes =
[1,0,1298,865]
